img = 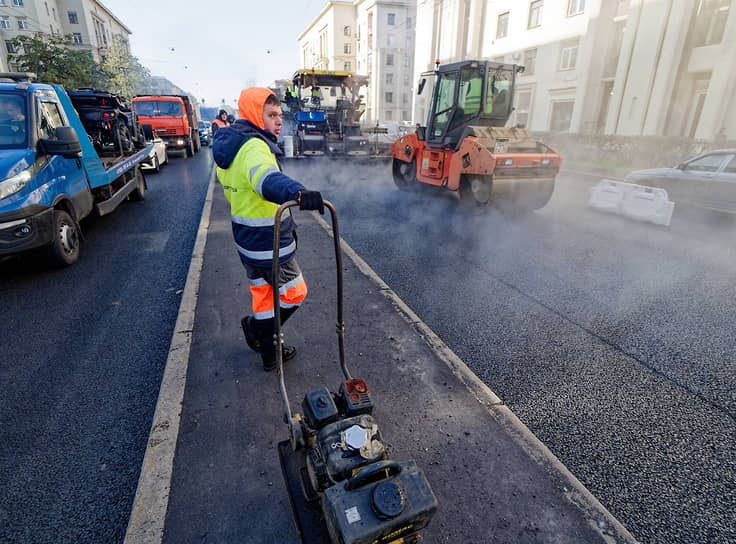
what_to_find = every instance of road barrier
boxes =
[588,179,674,226]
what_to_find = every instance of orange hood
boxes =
[238,87,276,130]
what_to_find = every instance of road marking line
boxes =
[124,166,217,544]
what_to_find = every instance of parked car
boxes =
[141,138,168,173]
[198,120,211,146]
[624,149,736,214]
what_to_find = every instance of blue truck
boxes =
[0,74,152,267]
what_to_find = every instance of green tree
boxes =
[100,35,154,101]
[9,33,108,88]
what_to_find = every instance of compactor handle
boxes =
[344,460,402,491]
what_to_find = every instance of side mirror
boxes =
[40,126,81,159]
[417,78,426,95]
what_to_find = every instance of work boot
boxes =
[241,316,261,352]
[262,344,297,372]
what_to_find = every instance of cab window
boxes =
[485,68,513,116]
[429,71,457,138]
[0,92,28,147]
[38,100,65,140]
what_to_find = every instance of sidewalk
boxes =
[126,171,638,543]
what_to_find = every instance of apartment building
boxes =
[413,0,735,140]
[1,0,130,69]
[298,0,416,125]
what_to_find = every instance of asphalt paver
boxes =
[143,177,637,543]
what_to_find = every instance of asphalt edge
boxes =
[123,166,217,544]
[312,211,639,544]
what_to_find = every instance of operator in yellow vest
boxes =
[213,87,324,371]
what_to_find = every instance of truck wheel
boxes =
[459,174,492,213]
[392,158,416,190]
[130,169,146,201]
[46,209,80,267]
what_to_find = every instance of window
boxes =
[344,61,351,71]
[523,49,537,75]
[685,154,727,172]
[692,0,729,46]
[550,100,574,131]
[403,73,410,85]
[5,40,16,53]
[68,11,78,24]
[402,93,408,105]
[0,17,9,29]
[386,73,394,85]
[344,25,351,36]
[567,0,585,16]
[529,0,543,28]
[406,17,412,28]
[386,53,394,66]
[52,7,56,20]
[722,155,736,174]
[387,34,394,46]
[38,100,65,140]
[385,92,393,103]
[404,55,410,67]
[385,110,393,120]
[515,89,532,127]
[344,43,351,54]
[12,0,23,6]
[497,12,509,38]
[17,18,28,29]
[72,32,82,45]
[430,71,458,137]
[405,37,412,48]
[388,13,395,25]
[559,41,578,70]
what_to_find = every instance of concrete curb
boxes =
[123,166,217,544]
[312,210,639,544]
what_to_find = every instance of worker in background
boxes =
[310,86,321,107]
[211,109,229,137]
[227,114,235,125]
[212,87,325,371]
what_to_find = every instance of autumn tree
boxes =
[100,35,154,101]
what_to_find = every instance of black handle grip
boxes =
[344,460,401,491]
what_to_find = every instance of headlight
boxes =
[0,169,32,201]
[541,158,551,165]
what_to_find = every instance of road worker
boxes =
[211,109,229,137]
[212,87,324,371]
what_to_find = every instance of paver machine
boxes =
[280,69,370,158]
[391,60,561,211]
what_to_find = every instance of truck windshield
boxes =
[0,93,28,148]
[133,101,182,116]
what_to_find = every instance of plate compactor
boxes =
[272,201,438,544]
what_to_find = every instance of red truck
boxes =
[132,95,201,157]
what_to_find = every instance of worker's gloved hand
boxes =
[298,190,324,215]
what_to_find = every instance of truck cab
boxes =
[0,77,90,262]
[132,95,201,157]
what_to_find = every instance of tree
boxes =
[100,35,154,102]
[9,33,108,89]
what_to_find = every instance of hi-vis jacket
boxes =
[213,119,305,268]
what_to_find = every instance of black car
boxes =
[624,149,736,214]
[67,88,144,154]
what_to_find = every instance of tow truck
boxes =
[391,60,561,211]
[0,73,152,266]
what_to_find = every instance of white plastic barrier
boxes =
[588,179,675,227]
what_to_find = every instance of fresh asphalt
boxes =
[124,170,638,543]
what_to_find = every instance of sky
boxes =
[101,0,328,108]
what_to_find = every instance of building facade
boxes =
[298,0,416,125]
[1,0,130,70]
[413,0,735,140]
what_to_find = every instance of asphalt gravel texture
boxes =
[287,160,736,544]
[0,150,213,543]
